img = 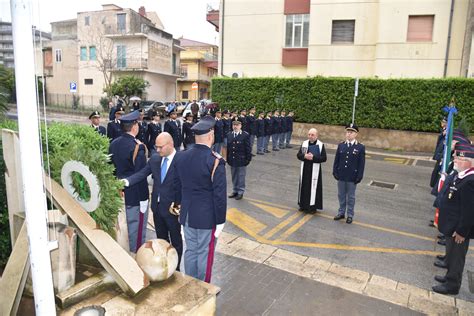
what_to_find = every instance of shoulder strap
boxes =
[211,158,220,182]
[132,143,148,165]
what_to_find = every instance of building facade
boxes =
[177,38,218,101]
[208,0,474,79]
[44,4,182,106]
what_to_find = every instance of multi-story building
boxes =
[177,38,218,101]
[207,0,474,78]
[44,4,182,105]
[0,21,51,74]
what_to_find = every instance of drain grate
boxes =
[369,180,397,190]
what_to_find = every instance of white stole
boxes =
[300,139,323,206]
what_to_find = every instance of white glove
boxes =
[122,179,129,187]
[214,223,225,238]
[139,200,148,214]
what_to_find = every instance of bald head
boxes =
[155,132,174,157]
[195,130,214,148]
[308,128,318,142]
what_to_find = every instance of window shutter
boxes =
[331,20,355,44]
[407,15,434,42]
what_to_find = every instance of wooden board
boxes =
[0,223,30,316]
[44,174,149,296]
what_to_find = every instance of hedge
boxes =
[211,77,474,133]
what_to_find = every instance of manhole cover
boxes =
[369,180,397,189]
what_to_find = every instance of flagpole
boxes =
[10,0,56,314]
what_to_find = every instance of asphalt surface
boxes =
[225,144,474,302]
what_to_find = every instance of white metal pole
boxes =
[352,78,359,124]
[10,0,56,314]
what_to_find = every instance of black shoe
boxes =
[286,145,293,148]
[264,150,271,153]
[235,194,243,200]
[228,193,238,198]
[346,217,353,224]
[334,214,345,221]
[437,233,445,239]
[438,235,446,241]
[437,239,446,246]
[308,209,317,214]
[429,220,435,227]
[273,148,279,151]
[434,260,448,269]
[436,255,446,260]
[251,154,256,157]
[257,152,264,155]
[434,275,447,283]
[432,284,459,295]
[298,208,305,212]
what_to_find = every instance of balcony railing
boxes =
[109,58,148,70]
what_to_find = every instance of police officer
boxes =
[247,107,257,155]
[432,143,474,295]
[107,105,125,141]
[109,110,149,253]
[264,111,273,153]
[333,123,366,224]
[89,111,106,136]
[285,110,294,148]
[279,110,287,149]
[256,111,265,155]
[145,110,162,153]
[227,120,252,200]
[182,112,195,150]
[174,116,227,282]
[271,110,281,151]
[238,109,248,134]
[164,110,182,151]
[136,108,148,143]
[213,110,225,154]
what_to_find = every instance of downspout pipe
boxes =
[220,0,225,76]
[444,0,455,77]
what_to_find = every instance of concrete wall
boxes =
[144,72,176,101]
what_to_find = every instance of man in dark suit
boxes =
[227,120,252,200]
[333,123,366,224]
[123,132,183,269]
[432,143,474,295]
[89,111,106,136]
[109,110,149,253]
[174,116,227,282]
[164,111,182,151]
[107,105,125,141]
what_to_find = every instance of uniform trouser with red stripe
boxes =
[125,201,149,253]
[183,224,216,283]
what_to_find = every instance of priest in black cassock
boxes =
[297,128,327,214]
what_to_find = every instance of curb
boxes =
[217,232,474,315]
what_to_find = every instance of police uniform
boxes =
[145,112,162,153]
[213,113,225,154]
[271,111,280,150]
[174,116,227,282]
[285,113,294,148]
[107,105,125,141]
[238,112,248,134]
[109,110,149,253]
[89,111,106,136]
[432,144,474,295]
[256,113,265,155]
[182,114,195,150]
[333,123,366,223]
[164,112,182,150]
[227,121,252,199]
[246,111,257,154]
[264,112,273,153]
[279,112,287,149]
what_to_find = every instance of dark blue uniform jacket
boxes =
[226,131,252,167]
[214,118,225,143]
[164,119,182,148]
[256,118,265,137]
[333,141,366,183]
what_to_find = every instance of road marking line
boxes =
[384,157,406,164]
[366,155,372,158]
[226,208,267,235]
[245,197,434,242]
[277,214,313,240]
[249,201,289,218]
[263,212,301,239]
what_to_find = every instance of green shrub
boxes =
[211,77,474,132]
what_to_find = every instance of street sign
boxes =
[191,82,198,90]
[69,82,77,93]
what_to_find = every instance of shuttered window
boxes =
[331,20,355,44]
[407,15,434,42]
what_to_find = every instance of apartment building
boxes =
[177,38,218,101]
[207,0,474,78]
[44,4,182,104]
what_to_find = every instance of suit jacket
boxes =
[145,121,162,152]
[126,153,179,217]
[174,144,227,229]
[226,131,252,167]
[164,119,182,148]
[333,141,366,183]
[182,121,195,146]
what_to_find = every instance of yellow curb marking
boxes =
[248,201,289,218]
[227,208,267,235]
[277,214,313,241]
[263,212,301,239]
[384,157,407,164]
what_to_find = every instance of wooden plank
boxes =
[0,223,30,316]
[44,174,149,296]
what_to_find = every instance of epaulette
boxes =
[134,139,143,145]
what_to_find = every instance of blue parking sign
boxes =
[69,82,77,93]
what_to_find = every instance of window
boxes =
[285,14,309,48]
[172,53,177,74]
[117,45,127,68]
[331,20,355,44]
[84,79,93,85]
[407,15,434,42]
[117,13,126,32]
[182,91,189,99]
[85,16,90,26]
[181,64,188,77]
[89,46,96,61]
[80,47,87,61]
[55,49,62,62]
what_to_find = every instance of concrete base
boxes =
[59,272,220,316]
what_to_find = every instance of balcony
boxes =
[178,73,213,83]
[109,58,148,70]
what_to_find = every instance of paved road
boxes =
[225,144,474,302]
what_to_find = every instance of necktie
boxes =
[161,157,168,183]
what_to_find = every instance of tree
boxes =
[0,65,13,115]
[110,76,149,111]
